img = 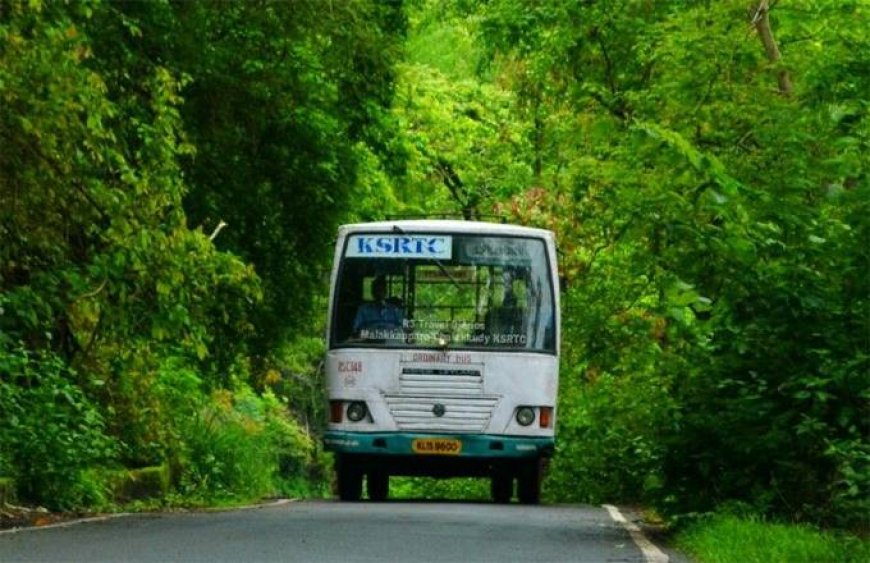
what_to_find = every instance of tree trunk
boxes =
[752,0,793,96]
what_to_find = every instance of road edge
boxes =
[603,504,670,563]
[0,498,296,536]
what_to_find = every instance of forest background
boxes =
[1,0,867,536]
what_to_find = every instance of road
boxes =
[0,500,674,562]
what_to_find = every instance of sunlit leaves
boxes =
[393,62,533,216]
[0,1,264,476]
[462,0,870,524]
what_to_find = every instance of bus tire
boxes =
[337,459,363,502]
[490,472,513,504]
[366,470,389,502]
[517,459,542,505]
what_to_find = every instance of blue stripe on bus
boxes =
[323,431,554,458]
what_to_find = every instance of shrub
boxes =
[545,365,673,505]
[0,344,116,510]
[108,465,171,502]
[174,385,317,501]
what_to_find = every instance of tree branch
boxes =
[752,0,793,96]
[436,158,477,219]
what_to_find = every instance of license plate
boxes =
[411,438,462,455]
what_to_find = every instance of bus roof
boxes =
[338,220,555,241]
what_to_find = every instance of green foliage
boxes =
[1,0,389,508]
[391,477,489,501]
[546,367,673,504]
[413,0,870,528]
[266,335,328,437]
[2,0,867,527]
[0,478,15,505]
[0,343,116,510]
[83,0,408,358]
[393,62,533,217]
[393,6,537,219]
[675,514,870,563]
[406,0,487,82]
[175,386,317,502]
[177,391,272,500]
[108,464,171,503]
[0,0,261,470]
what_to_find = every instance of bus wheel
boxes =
[490,472,513,504]
[517,459,542,505]
[366,471,389,502]
[337,461,363,501]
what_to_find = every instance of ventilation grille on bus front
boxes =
[384,395,499,433]
[400,368,482,395]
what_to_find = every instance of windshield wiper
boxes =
[392,224,462,290]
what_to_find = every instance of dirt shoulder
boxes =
[1,503,99,531]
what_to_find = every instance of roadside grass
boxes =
[675,514,869,563]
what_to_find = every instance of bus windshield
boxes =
[330,233,556,353]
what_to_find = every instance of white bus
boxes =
[323,220,559,503]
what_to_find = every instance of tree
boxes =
[0,0,261,476]
[85,0,408,365]
[468,0,869,524]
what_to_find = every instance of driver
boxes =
[353,276,403,334]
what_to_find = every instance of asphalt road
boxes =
[0,500,670,562]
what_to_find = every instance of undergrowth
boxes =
[675,514,869,563]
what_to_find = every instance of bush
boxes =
[108,465,171,502]
[174,386,318,502]
[0,344,116,510]
[259,391,325,496]
[545,365,673,505]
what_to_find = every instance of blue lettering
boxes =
[350,235,451,258]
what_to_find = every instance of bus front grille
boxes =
[399,368,483,395]
[384,395,498,433]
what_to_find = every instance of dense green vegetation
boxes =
[676,514,870,563]
[1,0,402,508]
[1,0,867,544]
[397,0,869,531]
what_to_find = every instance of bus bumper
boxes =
[323,431,554,459]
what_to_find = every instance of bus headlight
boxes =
[346,401,368,423]
[516,406,536,426]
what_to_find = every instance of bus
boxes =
[323,220,559,503]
